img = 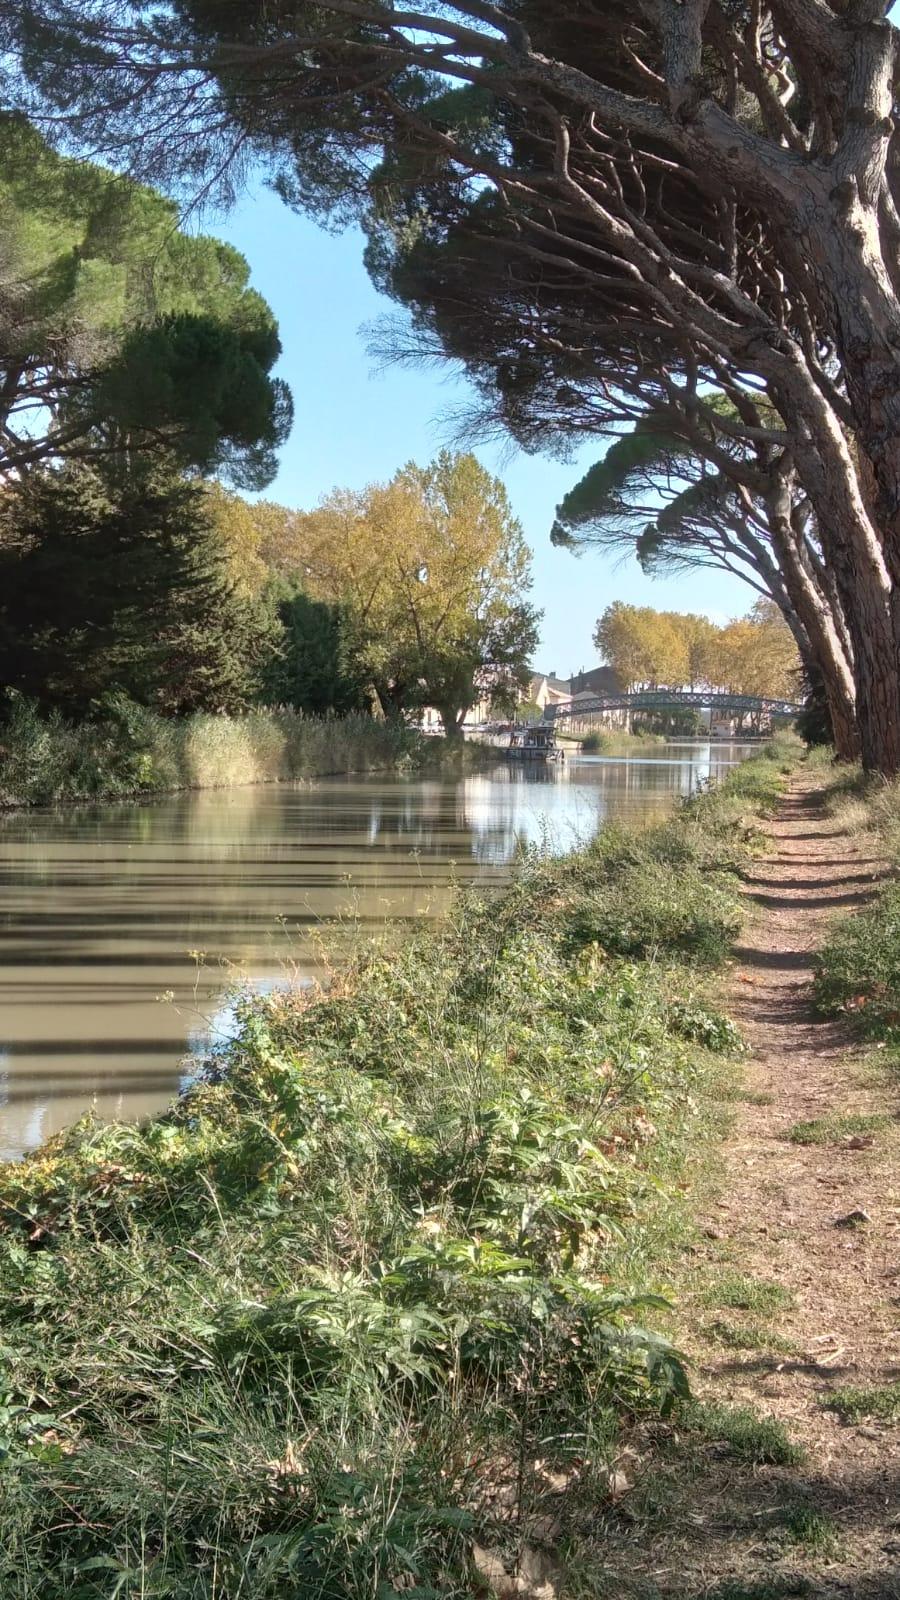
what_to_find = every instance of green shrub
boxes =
[568,859,742,964]
[816,881,900,1036]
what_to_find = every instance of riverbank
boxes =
[563,729,666,755]
[0,740,797,1597]
[0,697,467,808]
[580,762,900,1598]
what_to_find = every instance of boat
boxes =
[505,724,564,762]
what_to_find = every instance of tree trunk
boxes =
[769,367,900,773]
[436,703,466,742]
[766,479,860,761]
[375,679,413,721]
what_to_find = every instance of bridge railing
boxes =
[545,690,802,722]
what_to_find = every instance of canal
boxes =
[0,741,755,1159]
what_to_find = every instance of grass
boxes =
[695,1584,812,1600]
[704,1319,798,1356]
[0,692,435,807]
[779,1505,841,1555]
[702,1274,795,1315]
[825,1379,900,1423]
[682,1401,802,1465]
[811,756,900,1038]
[786,1111,890,1145]
[816,881,900,1037]
[0,741,796,1597]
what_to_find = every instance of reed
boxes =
[0,694,419,807]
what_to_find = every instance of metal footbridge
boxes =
[546,690,802,725]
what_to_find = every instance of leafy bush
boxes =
[666,997,744,1054]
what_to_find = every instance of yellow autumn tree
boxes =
[716,600,799,698]
[284,452,539,733]
[593,602,688,689]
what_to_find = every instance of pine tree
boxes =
[0,463,281,716]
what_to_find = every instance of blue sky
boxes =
[220,185,752,673]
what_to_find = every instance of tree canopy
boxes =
[8,1,900,763]
[0,114,292,489]
[594,600,800,701]
[0,463,280,716]
[290,451,539,734]
[551,412,858,755]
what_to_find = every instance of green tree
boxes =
[262,586,370,716]
[551,415,858,759]
[0,464,280,716]
[20,3,900,759]
[0,114,291,488]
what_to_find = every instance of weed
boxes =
[568,860,742,964]
[787,1112,890,1145]
[826,1380,900,1423]
[704,1319,797,1356]
[780,1504,841,1555]
[666,999,744,1054]
[704,1275,795,1315]
[684,1401,802,1465]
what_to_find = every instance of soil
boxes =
[587,775,900,1598]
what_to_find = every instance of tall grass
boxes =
[0,694,420,808]
[0,743,793,1597]
[579,729,665,754]
[812,751,900,1030]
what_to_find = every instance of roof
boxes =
[569,665,622,696]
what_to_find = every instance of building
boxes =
[526,672,573,715]
[568,665,622,697]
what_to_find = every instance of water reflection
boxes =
[0,742,753,1158]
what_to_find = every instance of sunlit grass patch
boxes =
[704,1319,797,1356]
[825,1379,900,1424]
[683,1401,802,1466]
[702,1274,795,1316]
[786,1111,891,1145]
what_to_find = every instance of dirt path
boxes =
[697,776,900,1592]
[596,775,900,1598]
[691,777,900,1596]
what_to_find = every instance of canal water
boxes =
[0,742,755,1159]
